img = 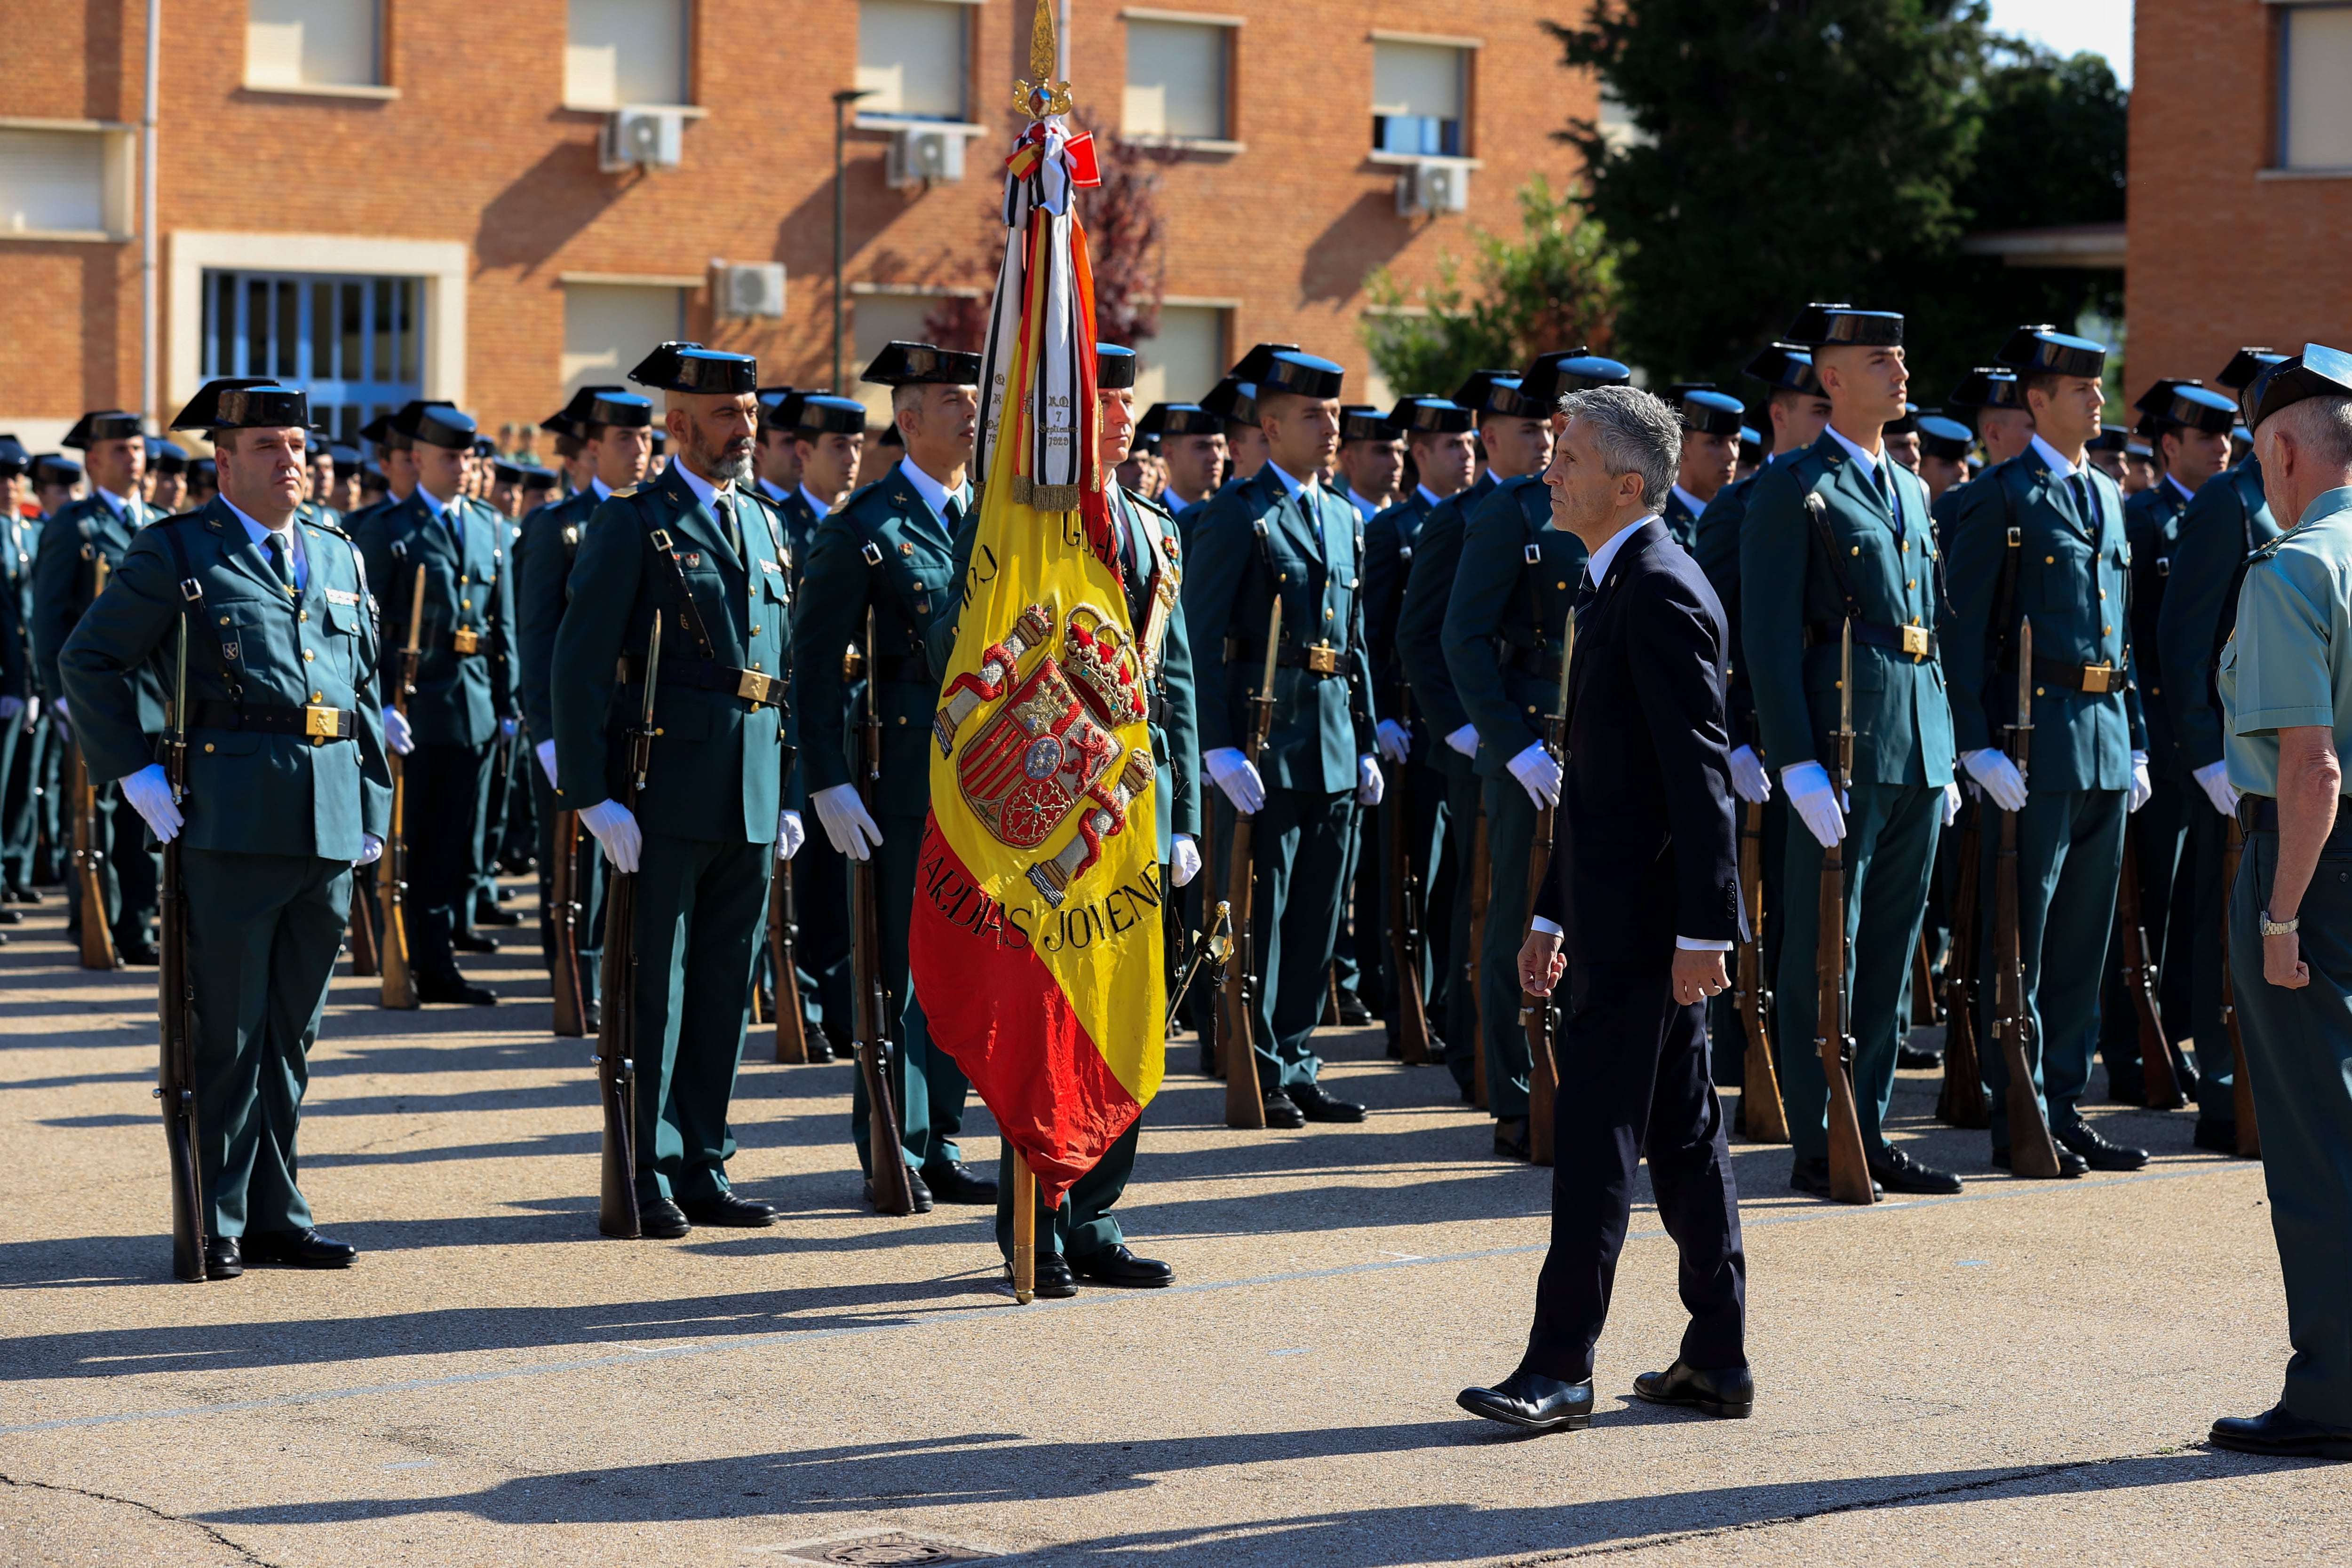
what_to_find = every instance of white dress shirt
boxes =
[1416,483,1445,508]
[895,454,970,527]
[223,496,309,591]
[2166,473,2197,506]
[1670,483,1708,521]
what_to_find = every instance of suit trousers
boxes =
[1243,786,1355,1088]
[182,848,350,1237]
[1524,957,1747,1381]
[628,832,768,1203]
[993,1117,1142,1262]
[1478,773,1539,1119]
[1974,787,2126,1145]
[1375,754,1454,1053]
[2183,802,2245,1120]
[849,811,953,1176]
[402,738,493,975]
[1775,781,1942,1162]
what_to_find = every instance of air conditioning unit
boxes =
[601,108,684,173]
[887,126,964,189]
[1396,159,1470,217]
[716,261,787,319]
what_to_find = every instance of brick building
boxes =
[2129,0,2352,385]
[0,0,1593,452]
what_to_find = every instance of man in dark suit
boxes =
[1457,384,1750,1433]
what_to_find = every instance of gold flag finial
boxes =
[1014,1,1074,119]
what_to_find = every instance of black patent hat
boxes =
[858,340,980,388]
[1947,368,2026,412]
[1917,415,1974,462]
[1518,350,1632,408]
[1785,303,1904,348]
[1338,404,1398,442]
[401,403,479,452]
[1743,343,1822,396]
[1678,388,1746,437]
[1387,396,1474,435]
[2241,343,2352,433]
[64,411,144,448]
[1096,344,1139,391]
[1996,325,2107,379]
[1138,402,1221,438]
[779,392,868,436]
[2134,379,2236,437]
[170,380,312,433]
[2217,347,2286,392]
[633,341,760,395]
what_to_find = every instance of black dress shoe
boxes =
[806,1035,837,1063]
[921,1160,999,1204]
[1291,1080,1367,1123]
[0,906,21,924]
[680,1192,779,1227]
[1896,1044,1943,1070]
[453,931,500,953]
[1991,1142,2089,1178]
[583,998,601,1032]
[203,1236,243,1278]
[1456,1367,1594,1432]
[2104,1062,2146,1105]
[1788,1157,1883,1201]
[1868,1143,1963,1195]
[639,1198,691,1238]
[1494,1117,1531,1161]
[2056,1119,2150,1171]
[118,940,160,966]
[1006,1253,1078,1299]
[1633,1360,1754,1418]
[243,1228,358,1268]
[474,902,522,927]
[1068,1243,1174,1287]
[418,977,499,1005]
[1335,993,1375,1027]
[2195,1119,2246,1155]
[863,1169,936,1213]
[2209,1404,2352,1460]
[1263,1093,1307,1129]
[4,884,40,904]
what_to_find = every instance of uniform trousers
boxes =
[402,738,493,977]
[1236,786,1356,1088]
[2183,803,2247,1120]
[994,1113,1143,1261]
[61,774,159,951]
[1331,805,1367,1009]
[2231,821,2352,1426]
[1374,753,1454,1054]
[627,832,768,1203]
[183,848,349,1237]
[1708,797,1787,1088]
[1974,787,2126,1146]
[529,766,603,1004]
[2098,772,2190,1076]
[0,709,39,890]
[1523,957,1747,1381]
[1478,773,1539,1119]
[848,810,961,1177]
[787,823,854,1046]
[1440,762,1484,1096]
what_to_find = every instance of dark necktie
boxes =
[943,492,966,535]
[2069,472,2092,525]
[712,492,742,558]
[263,532,295,596]
[1115,493,1139,582]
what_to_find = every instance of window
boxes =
[852,292,944,423]
[2281,5,2352,170]
[1123,18,1229,142]
[857,0,970,122]
[0,127,134,239]
[562,283,684,400]
[566,0,691,109]
[202,271,422,442]
[246,0,381,91]
[1372,40,1465,157]
[1132,304,1226,410]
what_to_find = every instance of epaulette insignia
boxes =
[899,540,916,556]
[612,484,643,499]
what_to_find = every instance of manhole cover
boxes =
[771,1531,997,1566]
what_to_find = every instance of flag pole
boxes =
[1011,1147,1037,1304]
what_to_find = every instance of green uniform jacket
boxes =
[759,481,823,587]
[2159,459,2276,774]
[1942,448,2145,791]
[1362,489,1435,712]
[514,487,599,744]
[350,493,517,747]
[1692,472,1758,753]
[1662,488,1702,552]
[34,492,167,731]
[1742,433,1955,786]
[791,460,961,817]
[1181,465,1374,792]
[550,464,791,843]
[1441,475,1587,778]
[2123,478,2193,777]
[1394,473,1498,770]
[57,499,392,858]
[0,511,32,703]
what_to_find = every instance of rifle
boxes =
[70,557,119,971]
[1735,798,1789,1143]
[852,609,915,1212]
[1910,931,1941,1026]
[346,875,380,976]
[1168,900,1234,1029]
[1384,686,1433,1066]
[1220,598,1279,1130]
[1466,801,1491,1111]
[595,607,660,1238]
[1994,617,2063,1176]
[1519,620,1572,1166]
[1936,802,1989,1127]
[377,564,425,1010]
[1198,794,1224,1075]
[2116,819,2185,1109]
[548,809,587,1037]
[2221,817,2260,1157]
[1815,621,1876,1203]
[156,621,203,1281]
[770,853,810,1063]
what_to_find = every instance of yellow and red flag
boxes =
[909,107,1165,1209]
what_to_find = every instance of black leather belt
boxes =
[1223,637,1343,676]
[191,699,358,740]
[869,653,930,684]
[616,656,788,709]
[1998,650,2128,695]
[1499,643,1565,681]
[2238,795,2352,832]
[1806,619,1937,659]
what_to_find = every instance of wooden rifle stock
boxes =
[771,855,810,1063]
[548,810,587,1037]
[2221,817,2260,1157]
[346,872,380,976]
[853,609,915,1212]
[1817,622,1875,1204]
[72,557,118,971]
[1736,799,1789,1143]
[1910,931,1940,1026]
[157,622,204,1281]
[2116,820,2185,1108]
[1221,599,1279,1130]
[1519,620,1573,1166]
[378,565,426,1010]
[1466,802,1490,1111]
[1383,688,1432,1066]
[1936,805,1989,1127]
[595,610,661,1238]
[1995,618,2062,1177]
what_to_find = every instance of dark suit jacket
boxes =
[1534,517,1740,964]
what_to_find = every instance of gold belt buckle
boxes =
[737,669,779,705]
[2084,663,2116,694]
[1305,643,1339,675]
[303,705,341,738]
[1901,624,1931,658]
[452,626,480,655]
[842,645,865,679]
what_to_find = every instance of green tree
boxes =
[1360,176,1622,397]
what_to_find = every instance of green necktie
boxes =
[264,532,295,595]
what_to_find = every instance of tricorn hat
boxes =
[859,340,981,388]
[170,380,312,433]
[632,341,760,395]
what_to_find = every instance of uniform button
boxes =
[2099,589,2107,600]
[1526,705,1537,714]
[299,611,308,622]
[1851,546,1860,556]
[1325,608,1334,619]
[1907,579,1915,589]
[311,690,323,701]
[303,649,315,662]
[2046,554,2056,564]
[461,599,472,610]
[204,743,215,753]
[898,715,907,725]
[1557,580,1568,590]
[2152,686,2161,696]
[751,626,761,635]
[2036,686,2046,697]
[2103,625,2112,635]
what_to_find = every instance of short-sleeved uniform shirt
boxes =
[2220,485,2352,796]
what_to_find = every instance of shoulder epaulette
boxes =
[611,483,644,499]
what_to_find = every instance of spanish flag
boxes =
[909,113,1165,1209]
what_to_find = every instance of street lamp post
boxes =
[832,88,877,390]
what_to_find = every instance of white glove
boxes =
[499,715,519,741]
[1203,746,1266,814]
[2127,750,2153,815]
[1943,782,1962,827]
[1170,833,1201,887]
[353,833,384,867]
[776,809,805,861]
[381,706,414,756]
[1357,753,1384,807]
[1962,747,2028,813]
[1728,744,1772,805]
[534,738,558,788]
[1444,723,1479,759]
[1782,760,1846,848]
[1506,741,1561,808]
[120,762,182,843]
[0,696,19,721]
[812,783,883,861]
[50,696,67,736]
[2193,759,2238,817]
[579,798,643,874]
[1375,718,1411,764]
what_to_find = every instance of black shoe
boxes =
[1868,1143,1963,1195]
[1457,1368,1594,1432]
[243,1227,358,1268]
[1263,1092,1307,1129]
[921,1159,999,1204]
[1290,1080,1367,1123]
[1068,1243,1174,1288]
[1896,1044,1943,1070]
[418,977,498,1005]
[2195,1119,2247,1156]
[639,1198,691,1238]
[584,998,601,1032]
[203,1236,243,1278]
[1494,1117,1531,1161]
[2056,1118,2150,1172]
[1006,1254,1078,1299]
[1335,993,1374,1027]
[1788,1157,1883,1201]
[680,1192,778,1227]
[475,901,522,927]
[1991,1142,2090,1178]
[1633,1360,1755,1419]
[497,853,538,877]
[2105,1062,2146,1106]
[2169,1044,2203,1100]
[118,940,160,966]
[863,1168,935,1213]
[806,1034,837,1063]
[2209,1404,2352,1460]
[3,885,39,904]
[453,931,500,953]
[0,907,20,924]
